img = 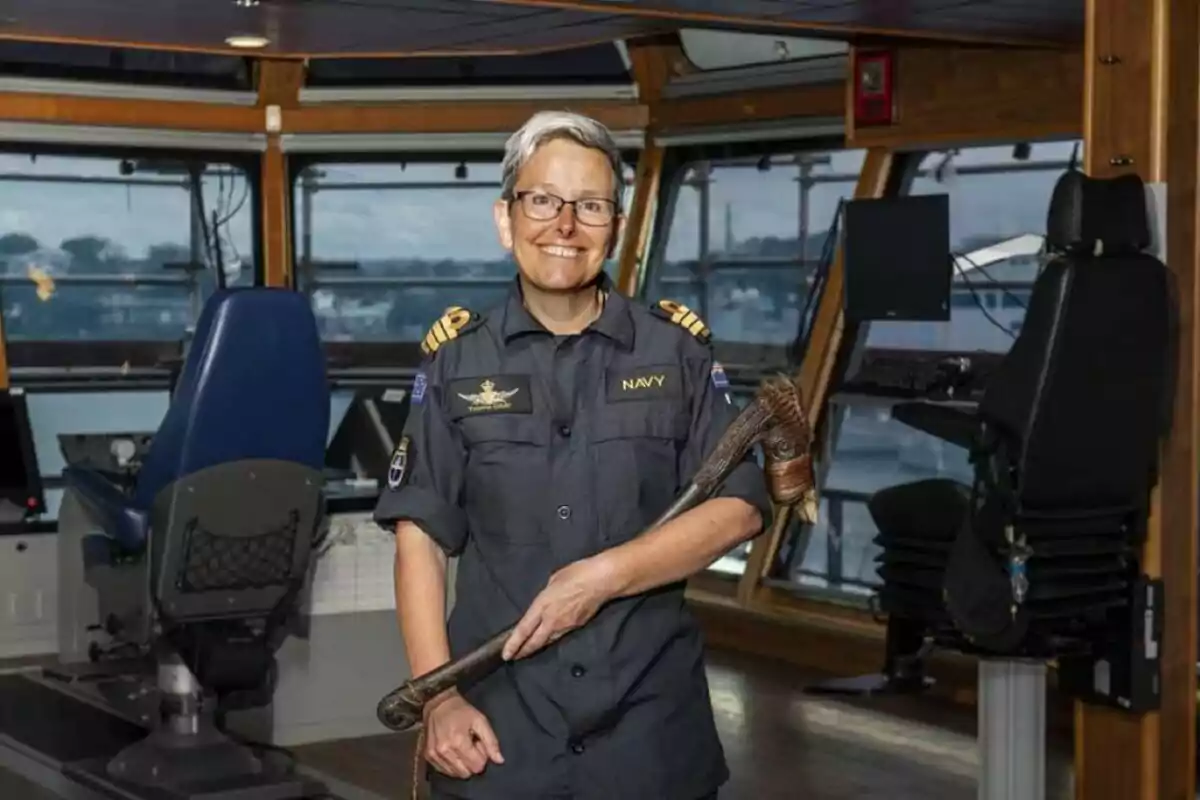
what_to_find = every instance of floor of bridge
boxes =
[0,763,59,800]
[293,647,1075,800]
[0,644,1075,800]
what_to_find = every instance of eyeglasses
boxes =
[513,190,618,227]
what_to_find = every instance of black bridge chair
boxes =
[59,287,331,798]
[868,170,1174,668]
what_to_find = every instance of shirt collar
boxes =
[500,271,634,350]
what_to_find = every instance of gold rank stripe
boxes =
[675,308,708,338]
[421,306,474,356]
[658,299,710,339]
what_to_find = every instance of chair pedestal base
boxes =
[70,751,320,800]
[107,722,264,788]
[56,693,326,800]
[75,657,322,800]
[978,658,1046,800]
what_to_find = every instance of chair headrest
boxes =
[1045,170,1151,256]
[134,287,330,507]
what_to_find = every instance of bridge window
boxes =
[0,150,258,350]
[293,156,635,355]
[643,144,861,577]
[645,147,865,368]
[771,141,1082,600]
[0,149,259,529]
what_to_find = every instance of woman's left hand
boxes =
[502,557,617,661]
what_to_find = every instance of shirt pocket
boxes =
[589,404,688,543]
[459,415,550,545]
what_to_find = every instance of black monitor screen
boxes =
[0,389,44,515]
[842,193,952,323]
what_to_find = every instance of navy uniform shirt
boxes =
[375,274,771,800]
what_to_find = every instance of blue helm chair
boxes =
[59,287,330,798]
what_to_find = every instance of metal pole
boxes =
[978,658,1046,800]
[697,164,710,321]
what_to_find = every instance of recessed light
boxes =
[225,34,269,49]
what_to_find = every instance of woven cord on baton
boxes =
[411,727,426,800]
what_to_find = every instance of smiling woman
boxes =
[375,111,770,800]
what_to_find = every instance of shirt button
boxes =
[570,741,585,754]
[570,664,586,678]
[557,505,571,520]
[558,424,571,437]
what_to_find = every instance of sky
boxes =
[0,139,1081,275]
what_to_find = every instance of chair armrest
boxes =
[891,402,979,450]
[63,466,150,551]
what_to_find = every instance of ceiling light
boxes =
[225,34,269,49]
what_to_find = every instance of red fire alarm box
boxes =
[854,49,895,127]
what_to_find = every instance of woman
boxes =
[374,110,769,800]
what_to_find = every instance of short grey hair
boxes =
[500,110,625,208]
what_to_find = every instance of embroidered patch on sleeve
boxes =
[710,361,729,389]
[387,435,411,490]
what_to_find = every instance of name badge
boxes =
[605,365,680,403]
[446,374,533,417]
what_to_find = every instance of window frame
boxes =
[1,142,264,387]
[640,139,909,587]
[286,148,642,379]
[639,134,855,372]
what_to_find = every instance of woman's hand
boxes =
[423,691,504,779]
[502,556,617,661]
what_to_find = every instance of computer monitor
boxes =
[0,388,45,522]
[326,386,412,483]
[842,193,952,323]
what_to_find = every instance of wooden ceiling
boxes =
[0,0,1083,59]
[498,0,1084,46]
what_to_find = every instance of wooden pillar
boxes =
[1077,1,1199,799]
[260,146,291,288]
[615,36,685,297]
[256,59,304,288]
[736,148,897,604]
[615,145,664,297]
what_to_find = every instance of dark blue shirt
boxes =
[374,275,770,800]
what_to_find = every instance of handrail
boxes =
[0,273,194,287]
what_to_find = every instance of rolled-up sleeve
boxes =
[373,366,469,556]
[679,348,772,525]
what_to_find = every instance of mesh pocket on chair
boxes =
[177,510,300,593]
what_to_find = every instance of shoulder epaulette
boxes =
[420,305,483,357]
[650,299,712,344]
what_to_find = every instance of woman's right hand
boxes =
[422,691,505,779]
